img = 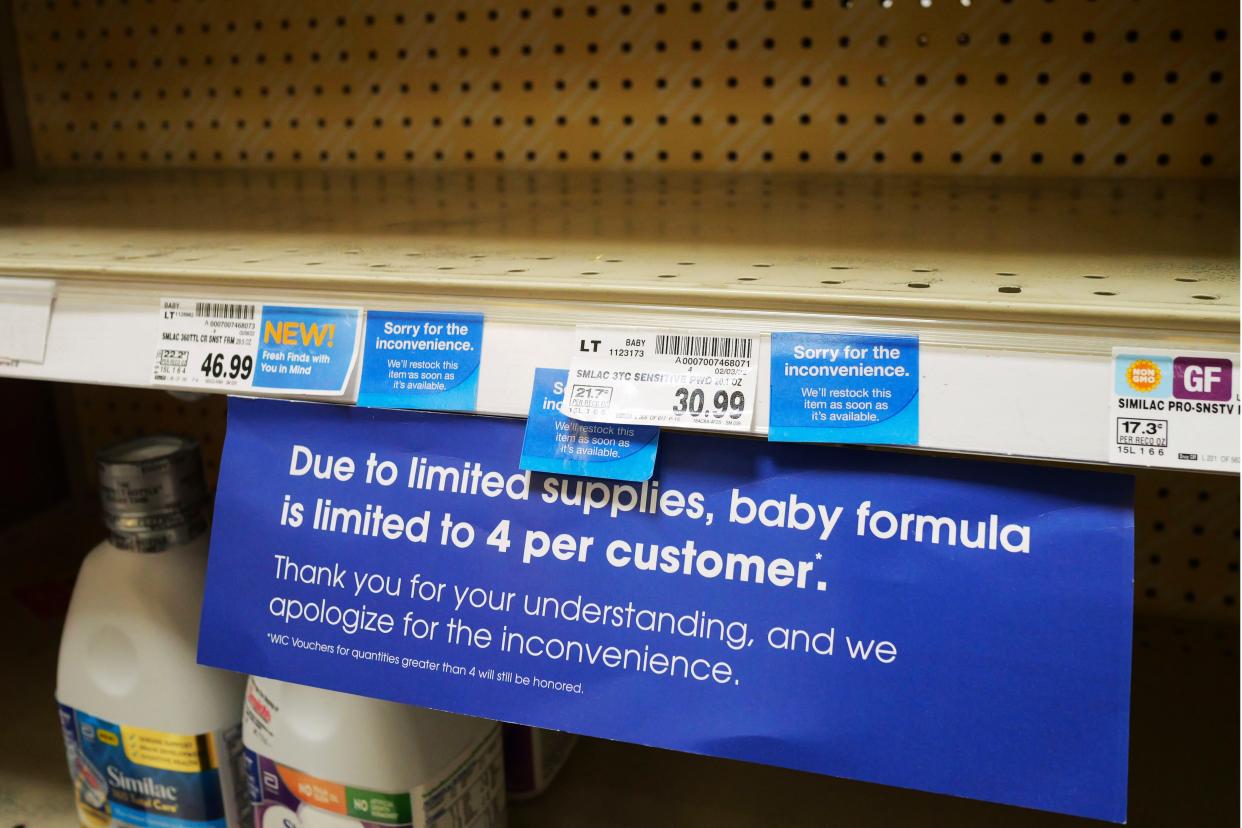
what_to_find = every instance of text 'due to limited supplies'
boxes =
[199,397,1134,823]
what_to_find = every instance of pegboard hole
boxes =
[1192,294,1220,301]
[998,286,1021,294]
[907,282,931,289]
[1093,291,1118,296]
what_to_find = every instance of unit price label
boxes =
[1108,348,1239,472]
[563,326,758,431]
[152,298,361,395]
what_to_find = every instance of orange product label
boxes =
[1125,359,1162,393]
[277,764,348,814]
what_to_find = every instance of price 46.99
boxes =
[200,352,254,380]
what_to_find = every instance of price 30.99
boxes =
[673,387,746,419]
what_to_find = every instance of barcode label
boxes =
[563,326,759,432]
[153,297,362,395]
[195,302,255,320]
[654,334,753,359]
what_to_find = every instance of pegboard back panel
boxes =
[1135,471,1239,625]
[61,384,1239,624]
[11,0,1238,177]
[62,385,227,489]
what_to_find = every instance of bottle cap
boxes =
[97,435,209,552]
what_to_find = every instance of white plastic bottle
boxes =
[242,676,506,828]
[57,435,248,828]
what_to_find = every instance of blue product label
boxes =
[520,368,659,481]
[769,332,919,445]
[253,306,361,392]
[200,397,1133,823]
[358,311,484,411]
[58,702,243,828]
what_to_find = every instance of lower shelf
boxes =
[2,504,1236,827]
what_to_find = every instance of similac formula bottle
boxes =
[57,435,248,828]
[242,676,506,828]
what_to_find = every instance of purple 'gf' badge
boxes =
[1173,356,1233,401]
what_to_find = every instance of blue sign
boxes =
[358,311,484,411]
[770,332,919,445]
[200,397,1133,822]
[520,368,659,481]
[253,306,361,393]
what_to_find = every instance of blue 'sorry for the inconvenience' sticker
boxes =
[521,368,659,481]
[769,332,919,445]
[357,311,484,411]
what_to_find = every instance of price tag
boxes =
[563,326,758,431]
[152,298,361,395]
[1109,348,1239,472]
